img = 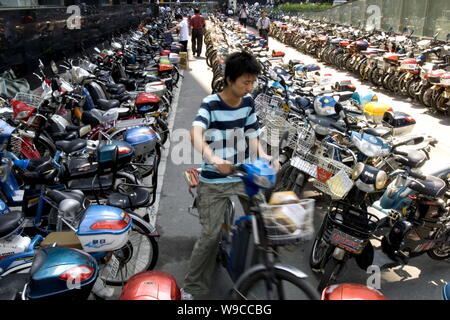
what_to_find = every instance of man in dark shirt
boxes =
[190,8,206,58]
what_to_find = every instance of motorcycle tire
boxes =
[407,77,420,99]
[434,93,450,114]
[309,218,331,270]
[426,245,450,260]
[317,257,343,292]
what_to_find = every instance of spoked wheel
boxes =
[231,268,320,300]
[98,216,159,286]
[309,219,331,271]
[434,93,450,114]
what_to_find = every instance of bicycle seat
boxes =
[46,189,85,205]
[409,175,447,198]
[96,99,120,111]
[0,274,29,300]
[0,210,24,239]
[106,188,150,209]
[56,139,87,154]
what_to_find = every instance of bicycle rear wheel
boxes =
[231,267,320,300]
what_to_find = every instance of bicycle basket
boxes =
[260,115,295,147]
[324,201,380,254]
[288,124,315,151]
[290,147,353,199]
[12,93,44,109]
[254,93,286,121]
[261,199,315,245]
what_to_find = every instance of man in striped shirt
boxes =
[182,51,280,299]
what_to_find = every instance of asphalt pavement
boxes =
[153,23,450,300]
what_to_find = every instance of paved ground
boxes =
[153,23,450,300]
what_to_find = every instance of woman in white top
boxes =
[166,14,190,54]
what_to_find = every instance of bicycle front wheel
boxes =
[231,268,320,300]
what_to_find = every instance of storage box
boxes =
[124,126,159,157]
[364,102,393,124]
[179,52,189,70]
[97,140,134,169]
[135,92,161,113]
[382,111,416,136]
[169,53,180,65]
[76,205,132,253]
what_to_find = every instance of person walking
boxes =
[256,11,270,47]
[239,5,248,28]
[181,51,280,300]
[190,8,206,58]
[166,14,190,54]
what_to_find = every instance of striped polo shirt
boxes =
[192,93,261,184]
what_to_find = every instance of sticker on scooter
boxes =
[84,239,111,249]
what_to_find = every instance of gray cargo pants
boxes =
[184,181,265,295]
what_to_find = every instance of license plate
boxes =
[108,254,120,279]
[329,229,365,254]
[401,64,418,70]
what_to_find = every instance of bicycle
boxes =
[184,159,320,300]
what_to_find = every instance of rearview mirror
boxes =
[50,60,59,75]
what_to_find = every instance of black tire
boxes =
[309,219,331,270]
[154,117,169,145]
[101,216,159,286]
[317,258,342,292]
[232,268,320,300]
[422,87,435,108]
[434,94,450,114]
[426,244,450,260]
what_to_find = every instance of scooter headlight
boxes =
[375,170,388,190]
[351,162,365,180]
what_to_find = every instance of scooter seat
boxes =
[96,99,120,111]
[409,175,447,198]
[0,274,29,300]
[46,189,85,205]
[363,126,391,137]
[105,83,126,91]
[56,139,87,154]
[107,86,126,95]
[394,149,428,169]
[0,210,24,239]
[107,188,150,209]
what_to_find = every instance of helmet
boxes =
[119,271,181,300]
[240,158,276,196]
[322,284,388,300]
[351,89,378,108]
[314,96,338,117]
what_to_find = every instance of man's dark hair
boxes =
[224,51,261,86]
[175,14,183,20]
[194,8,200,14]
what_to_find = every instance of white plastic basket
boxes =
[13,93,44,108]
[260,115,295,147]
[290,147,353,199]
[261,199,315,244]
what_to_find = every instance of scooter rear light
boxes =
[405,117,415,123]
[118,146,132,154]
[90,219,128,230]
[348,85,356,89]
[59,266,94,282]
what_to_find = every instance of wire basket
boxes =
[254,93,286,121]
[261,199,315,245]
[290,147,354,199]
[13,93,44,109]
[260,115,295,147]
[288,124,316,151]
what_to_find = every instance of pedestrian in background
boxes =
[166,14,190,54]
[256,11,270,46]
[190,8,206,58]
[239,5,248,28]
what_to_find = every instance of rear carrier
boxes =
[135,92,161,113]
[76,205,132,253]
[124,126,159,157]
